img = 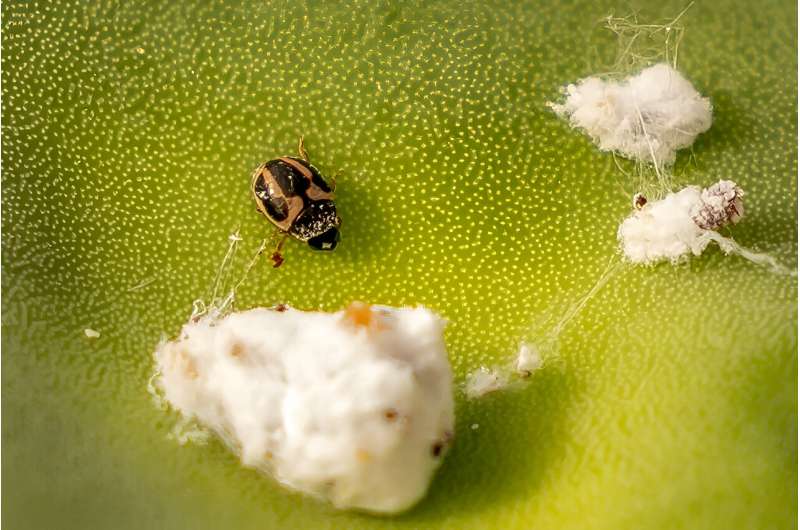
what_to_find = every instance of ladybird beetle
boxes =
[252,137,341,266]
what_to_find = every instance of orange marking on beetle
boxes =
[251,163,304,232]
[278,157,333,201]
[279,157,313,179]
[251,165,270,217]
[268,186,303,232]
[305,185,332,201]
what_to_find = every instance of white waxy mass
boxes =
[155,303,454,514]
[618,180,744,265]
[550,63,712,167]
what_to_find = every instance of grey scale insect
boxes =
[252,137,341,266]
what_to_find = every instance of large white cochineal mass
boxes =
[154,303,454,514]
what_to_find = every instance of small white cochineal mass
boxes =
[515,342,543,376]
[154,303,454,514]
[464,366,508,399]
[550,63,712,166]
[618,180,744,264]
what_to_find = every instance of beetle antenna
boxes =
[298,135,310,161]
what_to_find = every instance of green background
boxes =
[2,1,796,529]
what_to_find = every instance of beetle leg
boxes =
[330,171,340,193]
[297,135,310,162]
[271,233,288,268]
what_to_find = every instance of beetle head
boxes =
[308,227,340,251]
